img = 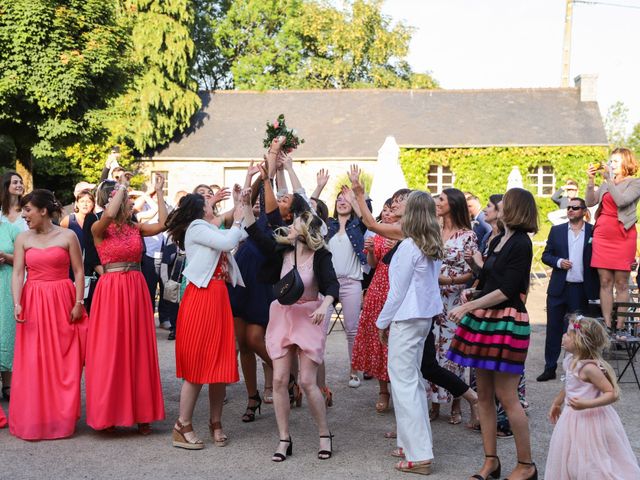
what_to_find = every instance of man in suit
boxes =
[465,192,491,249]
[537,197,600,381]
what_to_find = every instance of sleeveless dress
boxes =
[591,192,636,271]
[351,235,393,381]
[9,247,88,440]
[266,251,326,365]
[176,253,239,384]
[0,221,20,372]
[545,354,640,479]
[85,223,165,429]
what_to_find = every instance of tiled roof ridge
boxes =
[204,87,578,95]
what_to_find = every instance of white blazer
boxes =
[376,238,443,329]
[182,219,247,288]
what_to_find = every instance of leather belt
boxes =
[103,262,141,273]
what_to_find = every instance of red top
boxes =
[96,223,143,264]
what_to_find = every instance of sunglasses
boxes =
[566,206,585,211]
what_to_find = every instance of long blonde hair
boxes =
[567,315,620,398]
[274,210,325,251]
[401,191,444,260]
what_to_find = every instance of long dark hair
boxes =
[1,171,23,215]
[20,189,63,219]
[165,194,205,250]
[442,188,472,230]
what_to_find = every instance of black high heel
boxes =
[241,392,262,423]
[272,437,292,462]
[471,455,501,480]
[502,461,537,480]
[318,432,334,460]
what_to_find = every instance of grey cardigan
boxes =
[585,177,640,230]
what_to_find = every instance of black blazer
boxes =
[542,222,599,300]
[245,222,340,303]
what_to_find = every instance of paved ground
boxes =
[1,279,639,479]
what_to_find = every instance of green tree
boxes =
[0,0,129,187]
[627,122,640,154]
[107,0,201,153]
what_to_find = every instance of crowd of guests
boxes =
[0,141,639,479]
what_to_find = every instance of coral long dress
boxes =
[9,246,88,440]
[351,235,394,381]
[85,223,165,429]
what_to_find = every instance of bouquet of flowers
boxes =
[263,114,305,153]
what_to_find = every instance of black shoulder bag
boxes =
[273,242,304,305]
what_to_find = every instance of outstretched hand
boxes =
[212,187,231,205]
[349,164,364,195]
[153,172,165,195]
[316,168,330,189]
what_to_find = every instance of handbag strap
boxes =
[293,239,298,268]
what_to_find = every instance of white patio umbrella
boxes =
[507,166,524,190]
[368,136,408,215]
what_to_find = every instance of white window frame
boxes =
[426,165,455,194]
[528,165,555,197]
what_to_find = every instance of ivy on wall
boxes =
[399,145,609,239]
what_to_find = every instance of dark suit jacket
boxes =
[542,222,599,299]
[473,211,492,249]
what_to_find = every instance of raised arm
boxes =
[585,164,599,207]
[139,174,168,237]
[311,168,330,200]
[349,165,404,241]
[282,152,304,193]
[92,181,128,242]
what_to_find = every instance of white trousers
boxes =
[388,318,434,462]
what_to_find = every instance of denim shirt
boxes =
[325,217,367,266]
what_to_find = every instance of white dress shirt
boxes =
[376,239,443,329]
[182,219,247,288]
[556,223,585,283]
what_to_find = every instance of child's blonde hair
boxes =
[567,315,620,398]
[274,210,325,251]
[401,191,444,260]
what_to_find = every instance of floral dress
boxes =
[351,234,395,381]
[429,229,477,404]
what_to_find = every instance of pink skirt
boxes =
[267,298,325,365]
[545,404,640,479]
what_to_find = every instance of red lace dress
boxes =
[176,253,239,384]
[85,223,165,429]
[351,235,394,381]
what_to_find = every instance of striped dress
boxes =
[447,231,532,375]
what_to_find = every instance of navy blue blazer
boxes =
[541,222,599,300]
[473,211,492,249]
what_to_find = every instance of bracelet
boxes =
[14,303,19,308]
[76,300,84,305]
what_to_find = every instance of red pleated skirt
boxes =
[85,271,165,429]
[175,279,239,384]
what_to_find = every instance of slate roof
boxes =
[150,88,607,160]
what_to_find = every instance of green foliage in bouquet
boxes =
[263,114,305,153]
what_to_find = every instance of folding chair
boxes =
[530,241,548,287]
[608,301,640,389]
[327,303,345,334]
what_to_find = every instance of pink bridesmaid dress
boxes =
[9,247,88,440]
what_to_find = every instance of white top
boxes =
[376,238,443,329]
[556,223,585,283]
[328,232,363,281]
[182,219,247,288]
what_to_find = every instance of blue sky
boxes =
[381,0,640,132]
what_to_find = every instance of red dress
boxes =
[9,247,88,440]
[351,235,393,381]
[591,193,637,271]
[85,223,165,429]
[176,253,239,384]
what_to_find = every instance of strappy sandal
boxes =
[428,406,440,422]
[172,419,204,450]
[395,460,432,475]
[506,460,537,480]
[137,423,152,436]
[383,430,397,439]
[318,432,334,460]
[469,455,501,480]
[449,410,462,425]
[209,421,228,447]
[263,386,273,404]
[272,437,292,462]
[321,386,333,407]
[391,447,405,458]
[242,392,262,423]
[376,391,390,414]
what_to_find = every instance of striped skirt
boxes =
[175,279,239,385]
[446,305,530,375]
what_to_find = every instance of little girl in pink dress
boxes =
[545,316,640,479]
